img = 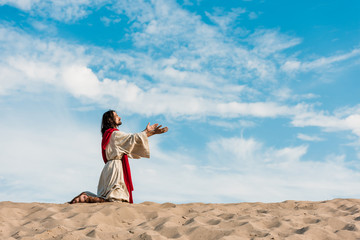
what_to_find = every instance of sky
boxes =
[0,0,359,204]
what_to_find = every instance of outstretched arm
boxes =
[144,123,168,137]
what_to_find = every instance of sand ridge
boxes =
[0,198,359,239]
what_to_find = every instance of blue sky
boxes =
[0,0,359,203]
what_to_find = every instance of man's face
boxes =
[113,111,122,126]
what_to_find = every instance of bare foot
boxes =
[69,192,89,204]
[87,196,106,203]
[69,192,107,204]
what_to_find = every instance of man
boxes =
[70,110,168,203]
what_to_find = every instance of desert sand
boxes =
[0,198,359,240]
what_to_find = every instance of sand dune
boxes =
[0,198,359,239]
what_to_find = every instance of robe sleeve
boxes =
[108,130,150,159]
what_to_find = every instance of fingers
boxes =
[154,125,162,132]
[154,126,168,134]
[147,122,168,134]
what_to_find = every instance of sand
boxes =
[0,198,359,240]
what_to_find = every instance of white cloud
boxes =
[302,48,360,70]
[1,117,358,203]
[205,7,246,31]
[208,119,256,128]
[297,133,324,142]
[62,65,101,98]
[281,60,301,72]
[0,25,290,118]
[0,0,360,204]
[111,0,294,81]
[272,87,318,102]
[334,104,360,118]
[248,11,258,20]
[0,1,359,145]
[100,15,121,26]
[215,101,290,118]
[132,136,360,203]
[0,104,103,203]
[282,48,360,73]
[0,0,106,22]
[291,106,360,138]
[29,20,57,34]
[0,26,89,94]
[0,0,39,11]
[344,114,360,137]
[3,0,359,83]
[1,23,359,141]
[249,29,302,57]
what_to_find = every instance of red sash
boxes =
[102,128,134,203]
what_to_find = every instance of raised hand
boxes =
[145,123,168,137]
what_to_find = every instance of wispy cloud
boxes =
[133,136,360,203]
[272,87,318,102]
[297,133,324,142]
[110,0,299,82]
[100,15,121,26]
[1,21,360,140]
[0,0,106,22]
[0,104,103,202]
[0,0,359,204]
[205,7,246,31]
[291,105,360,138]
[248,29,302,57]
[282,48,360,73]
[248,11,259,20]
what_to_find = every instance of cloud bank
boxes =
[0,0,359,203]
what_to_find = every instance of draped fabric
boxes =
[101,128,118,164]
[98,128,149,203]
[121,154,133,203]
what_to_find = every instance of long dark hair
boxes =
[101,110,117,136]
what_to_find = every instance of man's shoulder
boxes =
[112,130,130,136]
[113,130,144,137]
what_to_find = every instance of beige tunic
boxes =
[97,131,150,202]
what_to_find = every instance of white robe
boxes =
[97,130,150,202]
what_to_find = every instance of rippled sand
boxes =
[0,198,359,239]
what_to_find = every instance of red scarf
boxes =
[101,128,134,203]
